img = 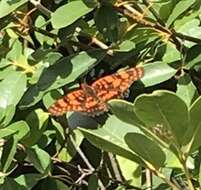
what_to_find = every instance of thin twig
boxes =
[29,0,52,17]
[69,135,106,190]
[145,169,152,190]
[107,153,123,182]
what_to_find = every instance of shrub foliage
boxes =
[0,0,201,189]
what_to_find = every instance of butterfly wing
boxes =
[48,67,143,116]
[48,89,87,116]
[48,88,108,116]
[92,67,144,101]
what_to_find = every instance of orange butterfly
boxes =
[48,67,144,116]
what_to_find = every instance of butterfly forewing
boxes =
[92,67,144,101]
[48,90,86,116]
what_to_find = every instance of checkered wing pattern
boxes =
[92,67,144,101]
[48,67,144,116]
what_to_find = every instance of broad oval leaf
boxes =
[14,173,43,190]
[134,90,189,146]
[167,0,196,26]
[0,105,15,128]
[125,133,166,168]
[51,0,93,29]
[176,73,198,107]
[0,72,26,108]
[184,96,201,153]
[95,5,119,42]
[79,115,145,166]
[21,109,49,147]
[26,146,52,175]
[5,121,29,141]
[141,62,178,87]
[108,99,143,126]
[0,0,28,18]
[19,50,106,108]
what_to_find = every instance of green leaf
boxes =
[1,136,18,172]
[116,155,141,187]
[134,90,189,146]
[26,146,52,174]
[176,73,198,107]
[34,15,55,46]
[125,133,166,168]
[185,45,201,69]
[0,71,26,108]
[19,50,106,108]
[167,0,196,26]
[6,40,23,61]
[40,178,70,190]
[0,105,15,127]
[80,115,145,165]
[141,62,178,87]
[51,0,93,29]
[29,51,62,85]
[88,175,98,190]
[57,128,84,162]
[21,109,49,147]
[116,40,136,52]
[0,177,20,190]
[175,19,201,47]
[95,5,119,42]
[185,96,201,153]
[162,42,181,63]
[14,174,43,190]
[5,121,29,141]
[0,0,28,18]
[108,99,143,126]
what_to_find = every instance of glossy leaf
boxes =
[185,96,201,153]
[185,45,201,69]
[80,115,145,165]
[162,42,181,63]
[95,5,119,42]
[0,0,28,18]
[116,156,141,187]
[51,0,93,29]
[141,62,178,87]
[1,136,18,172]
[26,146,52,175]
[176,73,198,107]
[21,109,49,147]
[125,133,166,168]
[167,0,196,26]
[0,72,26,108]
[5,121,29,141]
[175,19,201,47]
[19,50,106,108]
[108,99,143,126]
[14,174,43,190]
[0,105,15,127]
[134,90,189,146]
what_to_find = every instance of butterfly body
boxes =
[48,67,144,116]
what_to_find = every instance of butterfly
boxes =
[48,67,144,116]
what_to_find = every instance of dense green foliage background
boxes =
[0,0,201,189]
